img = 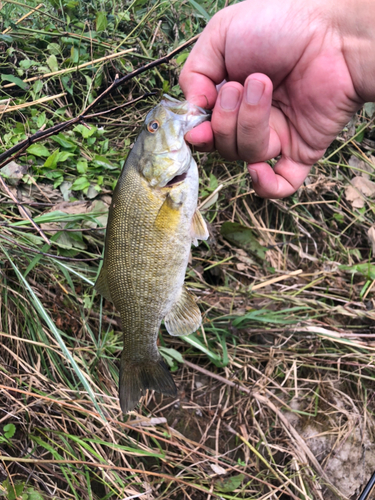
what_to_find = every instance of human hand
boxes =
[179,0,370,198]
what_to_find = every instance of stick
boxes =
[2,3,43,35]
[1,48,136,88]
[0,34,200,247]
[0,33,200,166]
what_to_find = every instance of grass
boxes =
[1,0,375,499]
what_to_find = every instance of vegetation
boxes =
[0,0,375,499]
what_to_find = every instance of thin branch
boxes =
[0,33,200,254]
[0,33,200,166]
[84,91,156,119]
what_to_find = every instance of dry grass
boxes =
[1,1,375,499]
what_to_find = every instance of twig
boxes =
[0,33,200,166]
[84,92,156,119]
[2,3,43,35]
[251,269,302,291]
[1,48,136,89]
[0,92,66,115]
[0,34,199,261]
[198,184,223,210]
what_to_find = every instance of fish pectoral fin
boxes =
[164,286,202,336]
[191,210,209,247]
[95,266,112,302]
[119,356,177,413]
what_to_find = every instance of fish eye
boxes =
[147,120,159,133]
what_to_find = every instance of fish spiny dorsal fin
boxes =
[119,355,177,413]
[95,266,112,302]
[164,286,201,336]
[191,210,209,246]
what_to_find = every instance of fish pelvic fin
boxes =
[191,210,209,247]
[119,355,177,413]
[95,265,112,302]
[164,286,201,336]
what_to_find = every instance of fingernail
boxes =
[220,87,240,110]
[246,79,265,105]
[248,168,258,184]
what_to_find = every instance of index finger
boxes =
[248,158,313,199]
[179,11,228,108]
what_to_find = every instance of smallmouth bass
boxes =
[95,95,210,413]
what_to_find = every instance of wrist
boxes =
[332,0,375,102]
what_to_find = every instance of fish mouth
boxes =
[166,172,188,186]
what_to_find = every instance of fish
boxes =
[95,95,210,413]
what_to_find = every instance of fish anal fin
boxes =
[191,210,209,246]
[95,266,112,302]
[164,286,201,336]
[119,356,177,413]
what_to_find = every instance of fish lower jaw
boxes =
[165,172,188,187]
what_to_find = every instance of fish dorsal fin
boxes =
[164,286,201,336]
[95,266,112,302]
[191,210,209,246]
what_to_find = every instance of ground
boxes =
[0,1,375,499]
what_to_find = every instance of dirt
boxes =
[283,384,375,499]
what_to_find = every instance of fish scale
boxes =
[96,96,210,413]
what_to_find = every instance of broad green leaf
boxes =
[77,159,88,173]
[74,123,96,139]
[20,59,38,70]
[1,74,28,90]
[71,176,90,191]
[51,133,77,150]
[47,42,60,55]
[4,479,24,500]
[0,34,13,43]
[44,149,60,168]
[93,154,117,169]
[32,80,43,94]
[3,423,16,439]
[25,488,44,500]
[47,55,58,73]
[96,11,108,31]
[27,144,50,157]
[57,151,74,163]
[209,173,218,191]
[364,102,375,117]
[176,52,189,65]
[36,112,46,128]
[61,75,73,95]
[221,222,267,260]
[215,474,245,493]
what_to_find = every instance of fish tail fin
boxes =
[119,355,177,413]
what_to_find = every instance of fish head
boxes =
[137,95,210,188]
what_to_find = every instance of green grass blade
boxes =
[1,245,105,419]
[188,0,211,20]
